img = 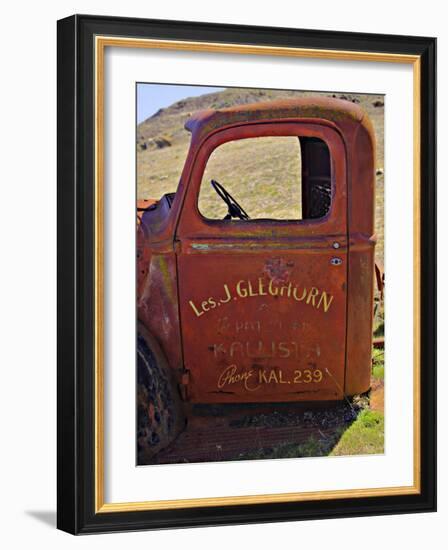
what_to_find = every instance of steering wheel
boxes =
[210,179,250,220]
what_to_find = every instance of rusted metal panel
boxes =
[137,234,183,376]
[344,119,376,395]
[177,249,347,402]
[137,198,156,224]
[345,246,375,395]
[184,97,364,143]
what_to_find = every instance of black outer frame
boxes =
[57,14,436,535]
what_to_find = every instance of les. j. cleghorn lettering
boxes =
[188,277,334,318]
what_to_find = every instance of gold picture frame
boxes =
[58,14,436,534]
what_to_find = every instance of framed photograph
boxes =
[57,14,436,534]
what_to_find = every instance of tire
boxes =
[137,334,185,463]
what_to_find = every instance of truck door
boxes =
[176,122,348,403]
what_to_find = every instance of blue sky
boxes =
[137,83,224,124]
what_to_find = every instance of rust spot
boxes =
[263,257,292,285]
[185,97,364,141]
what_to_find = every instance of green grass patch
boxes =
[330,410,384,456]
[372,364,384,380]
[372,348,385,380]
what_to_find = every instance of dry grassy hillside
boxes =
[137,87,384,261]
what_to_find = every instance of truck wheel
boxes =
[137,334,185,463]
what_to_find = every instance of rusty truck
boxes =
[136,97,376,461]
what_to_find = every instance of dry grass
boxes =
[199,136,303,219]
[330,410,384,456]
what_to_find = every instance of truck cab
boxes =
[137,97,376,459]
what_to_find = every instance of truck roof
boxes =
[184,96,366,142]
